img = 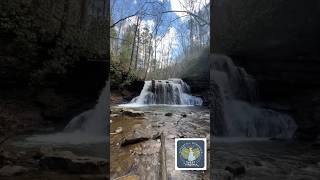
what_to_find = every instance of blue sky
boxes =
[111,0,209,63]
[111,0,183,37]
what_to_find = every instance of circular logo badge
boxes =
[178,141,203,168]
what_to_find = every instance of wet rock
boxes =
[246,166,275,178]
[269,137,286,141]
[300,166,320,178]
[17,151,26,158]
[133,124,142,129]
[253,160,263,166]
[39,151,107,174]
[152,124,163,128]
[116,175,140,180]
[0,150,12,162]
[133,128,149,139]
[291,175,318,180]
[181,113,187,118]
[178,134,185,138]
[0,150,20,166]
[165,113,173,116]
[292,92,320,141]
[0,165,28,176]
[168,135,176,139]
[213,169,233,180]
[152,132,161,140]
[32,146,54,159]
[110,114,118,118]
[122,110,144,117]
[121,90,137,102]
[225,161,246,177]
[115,127,123,134]
[121,137,149,147]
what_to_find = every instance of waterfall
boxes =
[64,80,108,135]
[211,55,297,137]
[27,81,109,144]
[128,78,203,106]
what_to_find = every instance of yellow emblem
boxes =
[181,147,201,161]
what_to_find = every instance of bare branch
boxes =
[110,10,209,29]
[110,11,139,28]
[161,10,209,25]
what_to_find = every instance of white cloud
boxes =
[140,19,155,30]
[169,0,209,20]
[133,0,137,4]
[121,15,138,31]
[156,27,179,66]
[170,0,188,19]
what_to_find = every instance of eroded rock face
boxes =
[292,91,320,141]
[211,0,320,139]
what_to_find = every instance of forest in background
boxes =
[0,0,108,88]
[0,0,108,135]
[110,0,210,90]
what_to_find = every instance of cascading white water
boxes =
[64,81,108,135]
[211,54,297,137]
[27,81,109,144]
[129,78,203,106]
[224,100,296,137]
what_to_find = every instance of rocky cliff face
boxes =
[0,0,108,134]
[181,50,210,105]
[211,0,320,140]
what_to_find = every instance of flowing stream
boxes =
[110,79,209,179]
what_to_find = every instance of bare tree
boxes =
[127,16,140,75]
[134,24,141,70]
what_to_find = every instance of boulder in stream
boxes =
[39,151,107,174]
[120,137,149,147]
[115,127,123,134]
[0,165,29,176]
[225,161,246,177]
[213,169,233,180]
[122,110,144,117]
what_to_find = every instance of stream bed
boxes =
[110,105,210,180]
[213,138,320,180]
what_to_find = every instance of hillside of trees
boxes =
[110,0,210,92]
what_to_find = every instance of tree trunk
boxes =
[127,16,140,75]
[144,39,152,80]
[79,0,88,27]
[134,25,140,70]
[57,0,70,39]
[103,0,106,18]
